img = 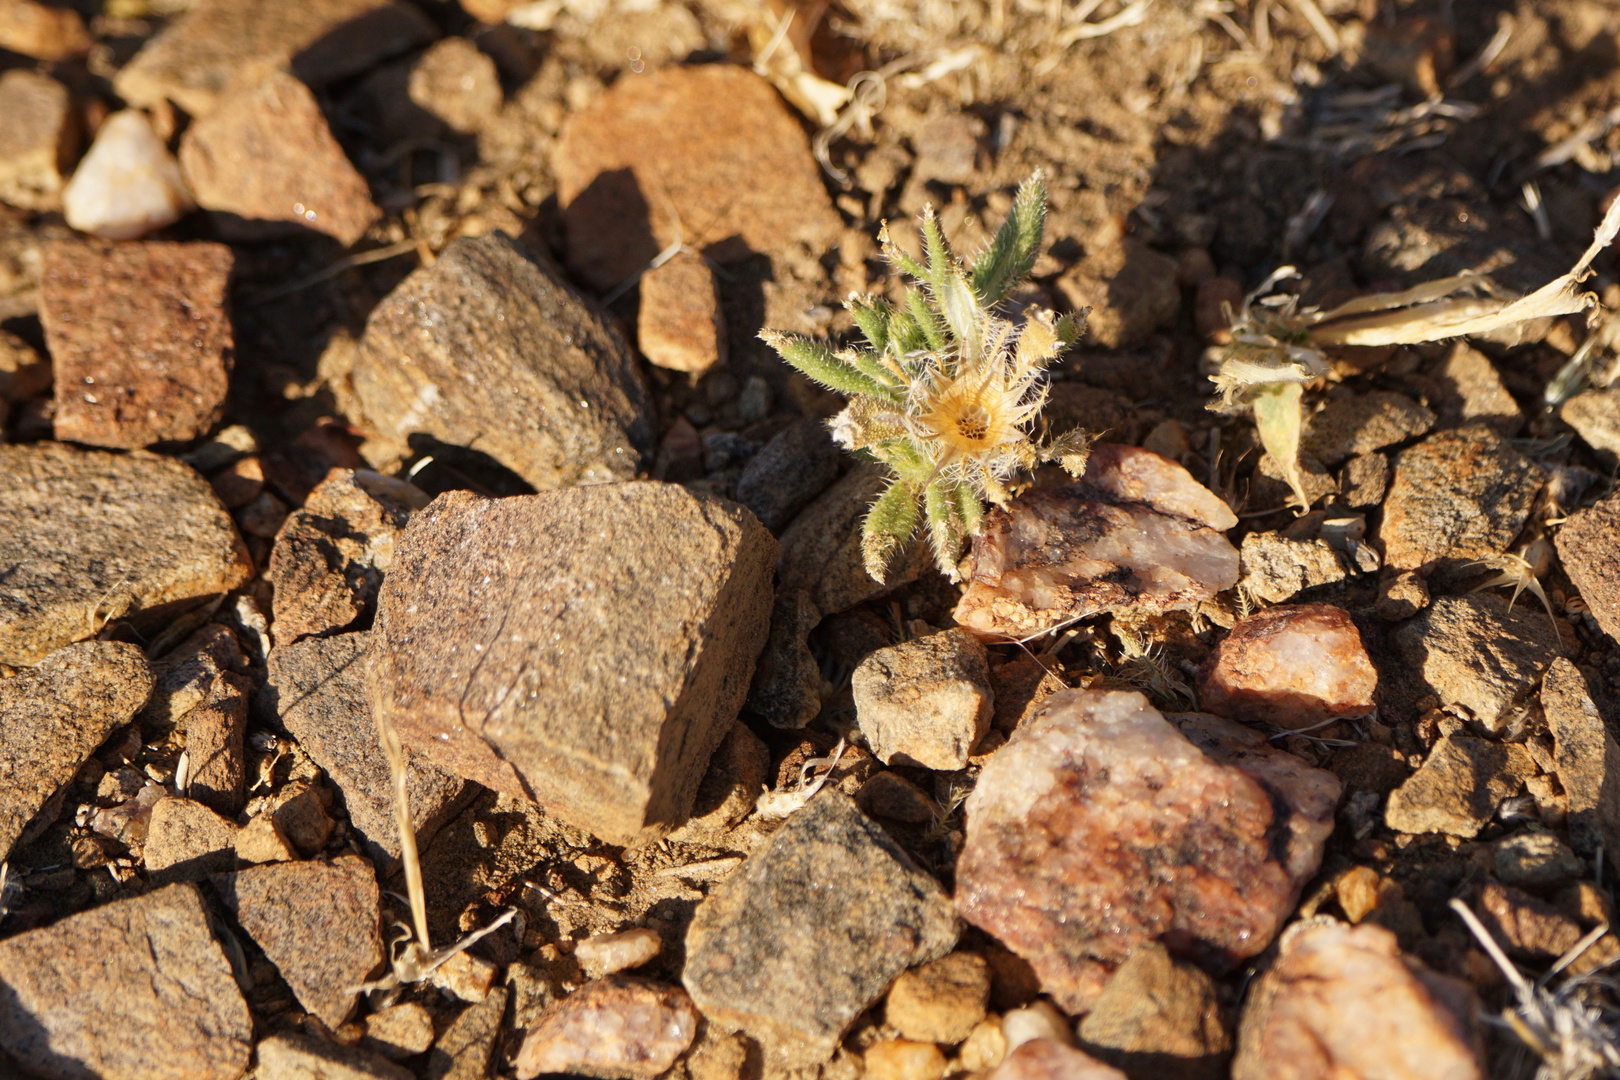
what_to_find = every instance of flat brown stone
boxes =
[42,239,234,448]
[369,484,775,844]
[0,69,76,211]
[1556,490,1620,645]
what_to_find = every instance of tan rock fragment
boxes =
[0,69,76,212]
[638,250,726,374]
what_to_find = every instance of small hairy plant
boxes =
[762,174,1088,583]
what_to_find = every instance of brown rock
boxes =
[0,0,90,59]
[409,37,502,134]
[1375,570,1429,621]
[1541,658,1620,859]
[1384,734,1536,838]
[0,642,152,861]
[213,854,383,1029]
[268,468,428,646]
[744,588,823,730]
[1055,240,1181,349]
[209,455,264,508]
[886,952,991,1046]
[114,0,435,118]
[856,771,940,824]
[0,883,252,1080]
[1238,532,1347,604]
[1194,276,1243,342]
[1077,942,1230,1080]
[1557,489,1620,644]
[865,1039,947,1080]
[554,64,840,291]
[370,484,775,844]
[734,419,842,534]
[990,657,1066,734]
[638,249,725,374]
[186,669,249,816]
[989,1040,1128,1080]
[1379,425,1542,577]
[1231,920,1480,1080]
[137,621,244,733]
[271,782,337,855]
[0,443,251,666]
[1340,452,1389,507]
[957,690,1339,1013]
[1477,881,1582,960]
[776,464,929,616]
[179,70,383,246]
[257,1032,414,1080]
[1198,604,1377,729]
[0,329,50,405]
[1562,387,1620,461]
[1391,594,1561,732]
[235,813,299,864]
[427,985,508,1080]
[853,628,993,770]
[145,797,240,883]
[1493,831,1585,888]
[575,928,662,980]
[1425,342,1523,436]
[365,1002,437,1060]
[955,445,1239,639]
[42,239,233,447]
[267,631,471,868]
[346,233,654,491]
[683,791,958,1067]
[1301,391,1434,467]
[514,977,698,1080]
[0,70,76,211]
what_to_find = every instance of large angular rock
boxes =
[179,70,383,246]
[114,0,435,118]
[346,233,654,491]
[1542,658,1620,859]
[1198,604,1377,730]
[1379,425,1542,577]
[0,883,252,1080]
[683,791,957,1067]
[213,855,383,1029]
[0,443,252,665]
[1391,595,1560,731]
[369,484,775,844]
[514,977,697,1080]
[0,69,76,212]
[955,446,1239,639]
[1231,920,1480,1080]
[956,690,1339,1013]
[554,64,840,291]
[1556,490,1620,645]
[1384,733,1535,838]
[42,239,233,447]
[266,631,470,868]
[0,641,152,860]
[853,628,993,770]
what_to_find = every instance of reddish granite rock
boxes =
[956,689,1339,1013]
[0,69,76,212]
[1231,920,1480,1080]
[955,446,1239,639]
[1556,489,1620,645]
[42,239,233,448]
[1198,604,1377,729]
[514,976,698,1080]
[1476,881,1583,960]
[179,70,383,246]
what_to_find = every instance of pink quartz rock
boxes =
[1231,920,1481,1080]
[954,446,1238,639]
[955,689,1339,1013]
[988,1040,1128,1080]
[514,976,698,1080]
[1198,604,1378,729]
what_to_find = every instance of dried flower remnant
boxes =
[761,174,1089,582]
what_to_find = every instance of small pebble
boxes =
[864,1039,947,1080]
[1001,1001,1075,1051]
[364,1002,436,1060]
[62,109,194,240]
[575,926,662,978]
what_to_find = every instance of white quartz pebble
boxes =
[63,110,193,240]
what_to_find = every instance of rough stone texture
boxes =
[990,658,1067,734]
[0,0,90,60]
[956,690,1338,1013]
[1562,388,1620,461]
[365,1003,436,1060]
[683,791,958,1067]
[0,443,252,666]
[427,986,508,1080]
[1054,240,1181,350]
[745,588,823,730]
[886,952,991,1046]
[267,631,469,867]
[853,629,993,770]
[1198,604,1378,729]
[1230,920,1480,1080]
[138,622,243,732]
[1341,453,1390,508]
[0,642,152,860]
[638,249,725,374]
[1476,882,1583,959]
[409,37,502,134]
[347,233,654,491]
[955,446,1239,639]
[1391,595,1561,731]
[1238,532,1347,604]
[42,239,234,448]
[0,70,76,211]
[1379,425,1542,577]
[0,883,252,1080]
[1423,342,1522,435]
[857,771,940,823]
[1557,490,1620,644]
[256,1033,414,1080]
[1076,942,1230,1080]
[1493,831,1585,888]
[145,797,239,883]
[989,1041,1129,1080]
[554,64,841,291]
[514,977,697,1080]
[1384,734,1536,837]
[673,721,771,840]
[62,109,194,241]
[735,418,842,533]
[213,855,383,1029]
[114,0,435,118]
[268,468,428,646]
[179,70,383,246]
[1301,391,1434,466]
[777,464,929,617]
[370,484,775,844]
[186,670,249,816]
[1542,658,1620,859]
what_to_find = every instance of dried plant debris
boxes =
[762,174,1089,582]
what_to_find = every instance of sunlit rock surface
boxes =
[63,110,193,240]
[1199,604,1378,729]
